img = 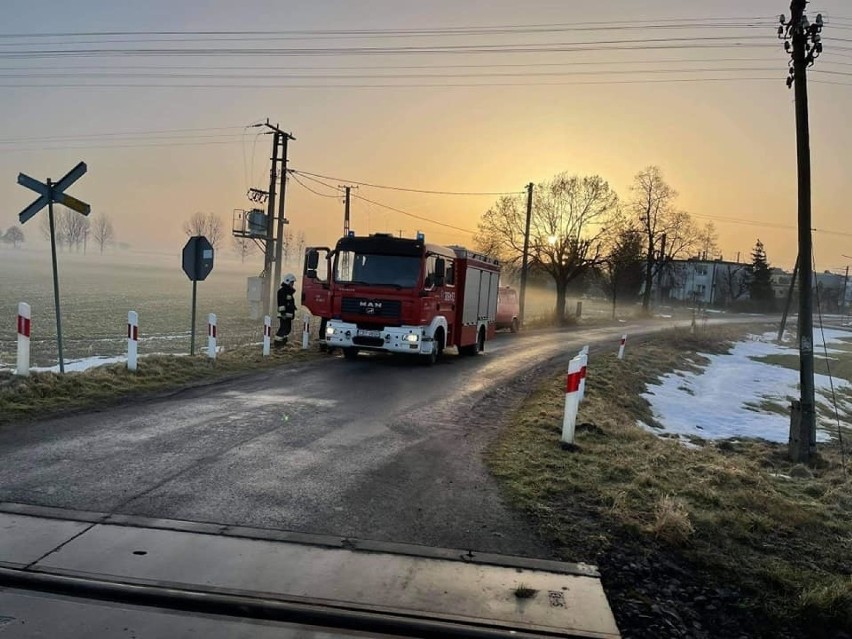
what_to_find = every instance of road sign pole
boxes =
[47,180,65,374]
[190,280,198,356]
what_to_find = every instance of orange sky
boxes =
[1,0,850,274]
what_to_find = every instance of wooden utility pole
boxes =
[272,130,295,300]
[519,182,534,326]
[262,129,280,318]
[780,2,824,461]
[341,186,354,276]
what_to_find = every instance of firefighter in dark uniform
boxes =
[275,273,297,346]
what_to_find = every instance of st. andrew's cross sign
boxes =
[16,161,91,373]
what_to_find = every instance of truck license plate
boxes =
[357,329,382,338]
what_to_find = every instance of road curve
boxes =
[0,318,757,559]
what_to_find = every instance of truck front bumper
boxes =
[325,321,435,355]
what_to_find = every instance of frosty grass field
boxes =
[1,247,578,371]
[1,249,272,369]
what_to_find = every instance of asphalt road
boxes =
[0,318,747,559]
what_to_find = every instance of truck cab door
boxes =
[302,247,332,319]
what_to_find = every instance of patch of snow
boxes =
[24,352,189,374]
[642,332,850,443]
[655,314,673,319]
[30,355,128,374]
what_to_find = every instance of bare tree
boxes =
[2,226,25,248]
[597,226,644,318]
[92,214,115,254]
[39,215,67,250]
[696,221,720,259]
[57,208,90,252]
[631,166,700,310]
[716,264,750,306]
[183,212,224,248]
[280,228,307,269]
[477,173,619,323]
[232,236,256,263]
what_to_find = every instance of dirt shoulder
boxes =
[486,325,852,639]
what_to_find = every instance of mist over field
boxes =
[1,244,637,369]
[0,248,275,368]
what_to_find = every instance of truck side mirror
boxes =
[305,249,320,274]
[434,257,446,285]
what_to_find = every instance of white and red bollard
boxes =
[618,334,627,360]
[207,313,217,360]
[263,315,272,356]
[578,346,589,403]
[562,355,583,447]
[127,310,139,371]
[16,302,31,377]
[301,313,310,350]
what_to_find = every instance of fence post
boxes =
[263,315,271,356]
[302,313,310,350]
[618,334,627,360]
[562,356,583,448]
[578,347,589,403]
[127,310,138,371]
[16,302,31,377]
[207,313,217,360]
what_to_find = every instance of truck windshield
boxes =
[335,252,421,288]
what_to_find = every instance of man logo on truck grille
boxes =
[360,300,383,315]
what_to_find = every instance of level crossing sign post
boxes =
[16,161,91,374]
[182,236,215,355]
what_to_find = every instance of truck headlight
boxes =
[405,334,419,343]
[326,326,335,337]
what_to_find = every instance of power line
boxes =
[0,66,791,83]
[291,169,522,196]
[0,18,782,40]
[0,139,246,152]
[352,193,477,235]
[0,124,246,143]
[0,56,787,72]
[0,65,786,78]
[0,25,779,46]
[0,37,782,61]
[0,77,784,90]
[290,173,341,199]
[294,172,477,235]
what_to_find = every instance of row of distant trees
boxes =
[27,211,116,254]
[1,213,116,254]
[182,211,305,265]
[476,166,775,321]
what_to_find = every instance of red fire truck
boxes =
[302,233,500,364]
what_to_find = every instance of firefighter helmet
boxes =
[282,273,296,286]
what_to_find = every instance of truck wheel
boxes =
[422,331,444,366]
[342,347,359,360]
[460,327,485,356]
[510,318,519,333]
